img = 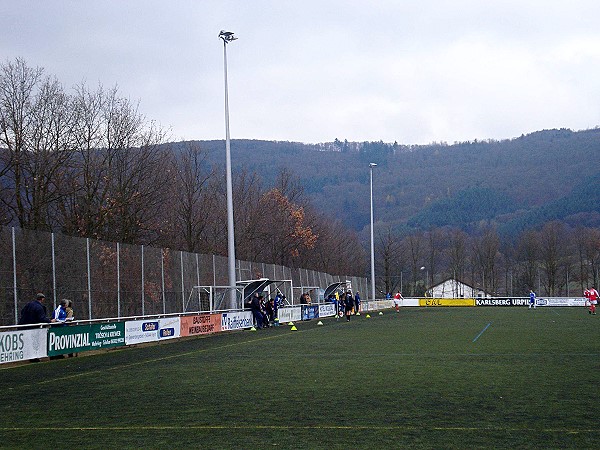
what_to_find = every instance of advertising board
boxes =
[301,305,319,320]
[180,314,222,336]
[534,297,587,307]
[125,317,181,345]
[0,328,47,364]
[221,311,254,331]
[419,298,475,307]
[277,307,301,323]
[319,303,337,318]
[475,298,530,306]
[475,297,586,307]
[48,322,125,356]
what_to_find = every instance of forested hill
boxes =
[184,127,600,237]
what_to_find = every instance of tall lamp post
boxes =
[219,30,238,309]
[420,266,428,296]
[369,163,377,300]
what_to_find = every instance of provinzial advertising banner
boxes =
[0,328,47,364]
[48,322,125,356]
[419,298,475,307]
[180,314,222,336]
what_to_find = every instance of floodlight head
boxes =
[369,162,377,168]
[219,30,237,44]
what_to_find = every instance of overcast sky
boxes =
[2,1,600,145]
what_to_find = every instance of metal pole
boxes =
[12,227,17,324]
[51,232,57,308]
[212,254,216,286]
[141,244,145,316]
[180,251,185,312]
[161,249,166,314]
[369,163,377,300]
[196,253,201,310]
[87,238,92,320]
[220,30,238,310]
[117,242,121,318]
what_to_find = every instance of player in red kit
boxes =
[586,287,598,315]
[393,291,403,312]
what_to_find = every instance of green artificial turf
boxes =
[1,307,598,449]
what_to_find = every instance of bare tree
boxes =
[0,58,51,228]
[171,142,216,253]
[516,229,539,294]
[302,214,365,275]
[575,227,600,290]
[539,221,566,296]
[58,84,170,244]
[449,228,469,284]
[406,231,424,296]
[472,226,500,294]
[25,75,78,229]
[376,226,404,295]
[426,227,444,287]
[232,169,264,261]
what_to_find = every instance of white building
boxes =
[426,278,490,298]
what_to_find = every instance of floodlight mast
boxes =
[369,162,377,301]
[220,30,237,309]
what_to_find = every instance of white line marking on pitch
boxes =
[472,322,492,342]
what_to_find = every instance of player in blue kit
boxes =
[529,290,536,309]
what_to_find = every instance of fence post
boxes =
[117,242,121,318]
[212,254,216,286]
[180,251,185,312]
[161,249,166,314]
[12,227,17,324]
[87,238,92,320]
[141,245,145,316]
[196,253,201,309]
[51,232,57,309]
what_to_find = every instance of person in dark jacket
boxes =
[250,293,264,329]
[354,291,361,314]
[344,291,354,321]
[18,293,52,325]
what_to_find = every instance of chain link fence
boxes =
[0,226,367,326]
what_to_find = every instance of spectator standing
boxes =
[265,298,275,325]
[305,292,312,305]
[53,300,68,323]
[65,300,75,321]
[354,291,361,314]
[344,291,354,321]
[250,293,264,329]
[18,293,52,325]
[300,293,307,305]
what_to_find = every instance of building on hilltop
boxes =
[426,278,490,299]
